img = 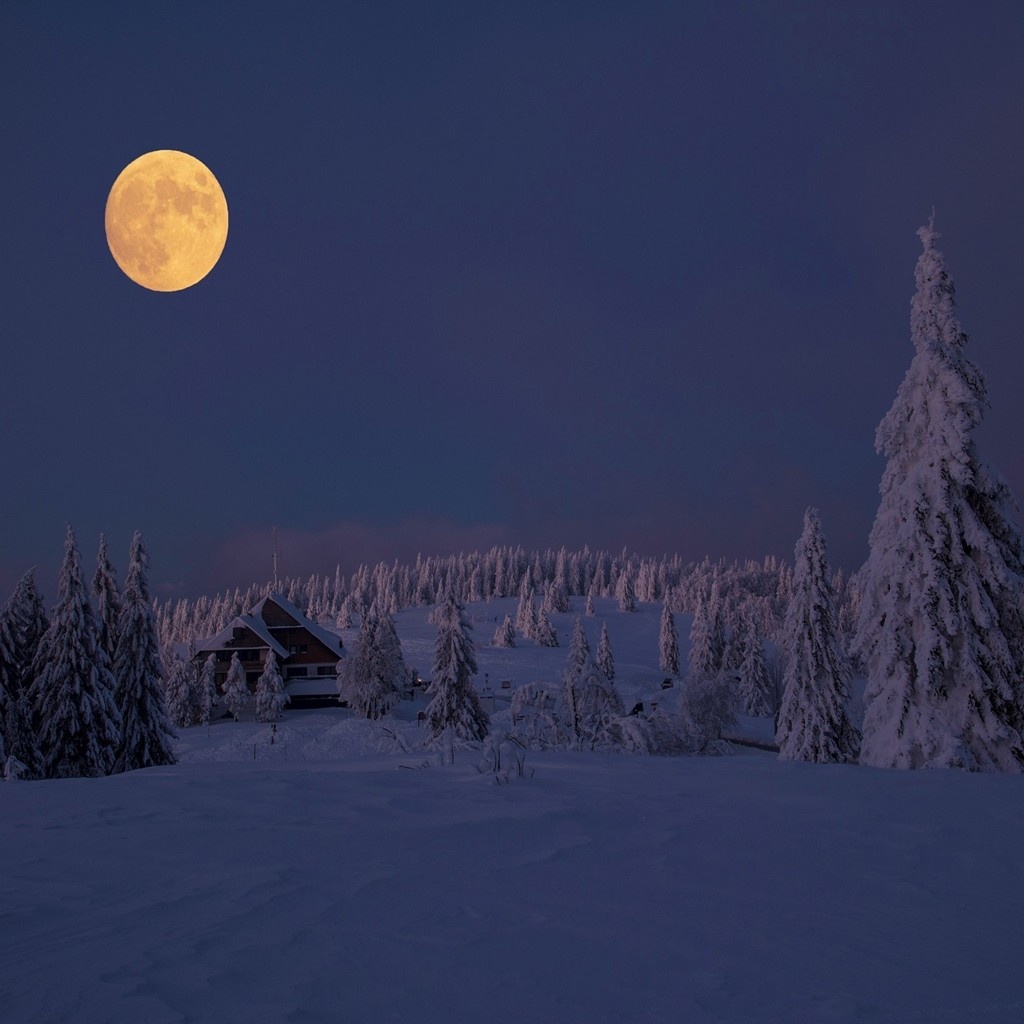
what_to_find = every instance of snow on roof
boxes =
[194,615,289,660]
[254,592,346,659]
[192,593,345,662]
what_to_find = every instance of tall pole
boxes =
[273,526,279,590]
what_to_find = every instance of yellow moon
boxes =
[105,150,228,291]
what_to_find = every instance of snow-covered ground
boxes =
[4,598,1023,1023]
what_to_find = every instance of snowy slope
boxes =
[4,745,1024,1024]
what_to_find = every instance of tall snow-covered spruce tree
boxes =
[855,220,1024,771]
[424,590,489,744]
[31,527,121,778]
[776,508,859,763]
[113,532,176,772]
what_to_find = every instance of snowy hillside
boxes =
[4,598,1022,1023]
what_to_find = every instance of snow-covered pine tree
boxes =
[567,617,591,680]
[113,532,176,772]
[560,618,622,749]
[737,602,773,717]
[340,601,406,719]
[855,220,1024,772]
[549,579,569,614]
[163,648,195,729]
[597,621,614,681]
[659,600,680,676]
[491,614,516,648]
[255,650,288,722]
[535,606,559,647]
[0,603,17,748]
[223,653,249,721]
[336,592,356,630]
[91,534,121,669]
[10,570,48,700]
[0,590,41,777]
[424,590,489,743]
[197,652,217,725]
[615,567,637,613]
[776,509,860,763]
[687,589,720,677]
[515,578,535,637]
[31,526,122,778]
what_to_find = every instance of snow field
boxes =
[4,747,1024,1023]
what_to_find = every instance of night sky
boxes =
[3,2,1024,600]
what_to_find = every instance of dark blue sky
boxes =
[3,1,1024,598]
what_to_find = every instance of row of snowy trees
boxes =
[337,588,490,757]
[0,528,175,779]
[153,543,815,659]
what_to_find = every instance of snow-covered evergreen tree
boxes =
[10,570,47,699]
[163,649,195,729]
[0,590,41,777]
[597,621,614,681]
[113,532,176,772]
[737,602,773,717]
[336,591,357,630]
[255,650,288,722]
[197,653,217,725]
[515,579,536,638]
[567,617,591,680]
[31,526,121,778]
[615,567,637,613]
[535,606,559,647]
[855,220,1024,771]
[776,509,859,763]
[491,614,516,648]
[340,601,406,719]
[91,534,121,669]
[688,579,725,678]
[223,652,248,721]
[548,579,569,614]
[424,591,489,743]
[659,601,680,676]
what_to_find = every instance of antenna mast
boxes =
[272,526,279,590]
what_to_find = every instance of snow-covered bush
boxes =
[679,671,737,754]
[612,706,686,755]
[509,682,564,749]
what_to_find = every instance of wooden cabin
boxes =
[192,593,345,702]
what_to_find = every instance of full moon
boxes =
[105,150,228,292]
